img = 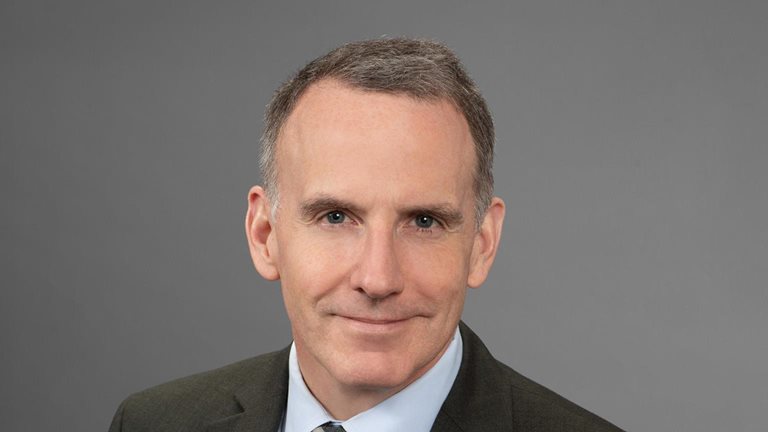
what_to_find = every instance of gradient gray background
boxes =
[2,1,766,431]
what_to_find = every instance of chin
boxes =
[332,352,422,391]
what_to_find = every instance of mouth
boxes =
[336,315,413,333]
[344,316,409,325]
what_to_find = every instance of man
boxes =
[109,38,623,431]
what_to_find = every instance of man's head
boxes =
[246,38,504,419]
[260,38,495,226]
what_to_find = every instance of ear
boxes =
[245,186,280,281]
[467,197,505,288]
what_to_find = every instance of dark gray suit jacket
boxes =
[109,323,623,431]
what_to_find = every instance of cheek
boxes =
[400,240,472,299]
[277,230,358,307]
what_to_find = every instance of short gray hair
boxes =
[260,37,494,227]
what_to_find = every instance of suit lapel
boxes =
[205,346,290,432]
[430,322,515,431]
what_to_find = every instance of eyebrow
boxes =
[298,195,465,228]
[298,196,363,222]
[402,204,465,228]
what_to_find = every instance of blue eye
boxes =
[326,211,346,224]
[415,215,434,228]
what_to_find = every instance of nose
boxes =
[350,227,405,300]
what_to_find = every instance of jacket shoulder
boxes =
[496,359,623,431]
[448,322,624,431]
[109,348,288,432]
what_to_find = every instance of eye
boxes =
[326,211,346,224]
[414,215,435,229]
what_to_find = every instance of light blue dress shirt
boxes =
[279,326,463,432]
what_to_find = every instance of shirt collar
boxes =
[283,326,463,432]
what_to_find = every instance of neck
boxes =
[308,381,399,420]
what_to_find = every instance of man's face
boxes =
[248,80,501,399]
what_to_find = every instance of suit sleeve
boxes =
[108,399,126,432]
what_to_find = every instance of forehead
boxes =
[275,80,476,207]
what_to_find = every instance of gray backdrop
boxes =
[2,1,766,431]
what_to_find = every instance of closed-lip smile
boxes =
[336,315,414,332]
[344,316,408,325]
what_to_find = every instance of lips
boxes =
[343,316,409,325]
[335,314,415,334]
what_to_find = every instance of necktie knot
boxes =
[312,421,346,432]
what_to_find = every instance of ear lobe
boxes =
[467,197,505,288]
[245,186,280,281]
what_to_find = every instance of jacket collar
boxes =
[431,322,515,431]
[205,345,290,432]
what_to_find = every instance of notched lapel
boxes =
[204,409,280,432]
[430,322,515,431]
[205,412,245,432]
[430,411,465,432]
[206,346,290,432]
